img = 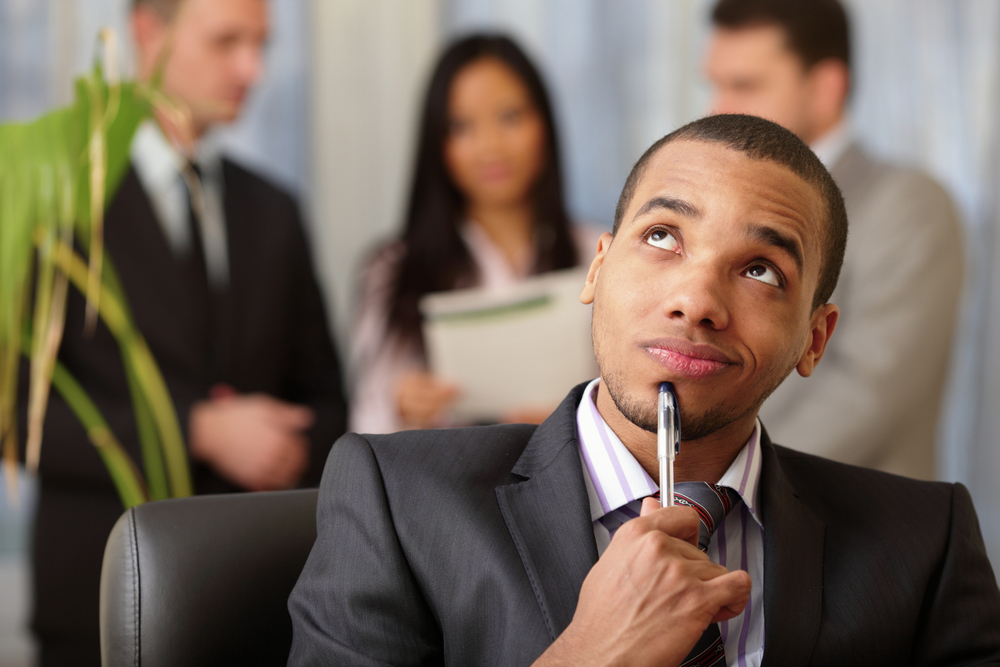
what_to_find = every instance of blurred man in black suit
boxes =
[29,1,347,664]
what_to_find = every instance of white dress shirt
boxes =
[810,119,852,170]
[575,377,766,667]
[130,120,229,289]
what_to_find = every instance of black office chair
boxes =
[99,489,318,667]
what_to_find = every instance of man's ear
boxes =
[796,303,839,377]
[806,59,849,130]
[580,232,613,305]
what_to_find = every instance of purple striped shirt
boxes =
[576,378,765,667]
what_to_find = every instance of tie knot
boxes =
[186,160,203,180]
[655,482,739,551]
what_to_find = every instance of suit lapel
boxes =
[759,433,825,667]
[208,160,244,384]
[496,384,598,641]
[105,167,211,376]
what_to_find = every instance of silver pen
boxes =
[657,382,680,508]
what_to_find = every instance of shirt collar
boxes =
[810,118,852,170]
[130,120,225,191]
[576,378,764,527]
[131,120,187,196]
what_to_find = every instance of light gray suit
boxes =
[759,142,964,480]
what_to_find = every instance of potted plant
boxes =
[0,30,192,509]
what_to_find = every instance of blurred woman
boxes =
[349,33,601,434]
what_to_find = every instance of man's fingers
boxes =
[286,405,316,430]
[249,433,310,491]
[629,504,701,548]
[264,400,315,431]
[705,569,752,623]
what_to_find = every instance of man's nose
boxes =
[235,41,265,87]
[661,263,730,331]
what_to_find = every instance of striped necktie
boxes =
[599,481,740,667]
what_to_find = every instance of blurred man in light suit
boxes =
[705,0,964,480]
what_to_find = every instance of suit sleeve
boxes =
[287,432,444,666]
[759,167,964,471]
[913,483,1000,665]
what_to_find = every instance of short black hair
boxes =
[612,114,847,309]
[711,0,851,72]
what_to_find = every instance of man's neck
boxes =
[152,106,205,158]
[593,381,756,484]
[808,117,851,169]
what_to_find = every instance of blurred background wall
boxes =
[1,1,999,664]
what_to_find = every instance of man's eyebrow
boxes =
[633,196,701,221]
[747,223,804,274]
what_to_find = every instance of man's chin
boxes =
[192,101,244,130]
[603,372,752,441]
[210,106,243,125]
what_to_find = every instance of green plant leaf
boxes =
[2,45,191,509]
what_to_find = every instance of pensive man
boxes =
[287,115,1000,666]
[705,0,964,480]
[29,0,347,664]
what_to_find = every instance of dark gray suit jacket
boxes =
[288,383,1000,666]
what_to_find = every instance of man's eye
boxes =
[646,229,680,253]
[745,264,781,287]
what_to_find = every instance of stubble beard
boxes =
[599,353,799,442]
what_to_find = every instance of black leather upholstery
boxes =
[99,489,318,666]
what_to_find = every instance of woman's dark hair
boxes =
[384,33,578,353]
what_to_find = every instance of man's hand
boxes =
[395,371,459,428]
[535,498,751,667]
[189,389,314,491]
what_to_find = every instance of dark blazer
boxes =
[288,383,1000,666]
[28,162,347,665]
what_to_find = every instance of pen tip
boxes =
[659,381,671,393]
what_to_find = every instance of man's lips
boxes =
[643,338,737,378]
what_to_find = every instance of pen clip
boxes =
[658,382,680,508]
[658,382,680,459]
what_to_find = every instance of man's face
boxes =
[705,26,819,143]
[138,0,268,136]
[581,139,836,442]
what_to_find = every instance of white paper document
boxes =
[421,267,599,422]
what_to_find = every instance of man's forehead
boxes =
[179,0,268,29]
[631,139,818,212]
[711,23,796,59]
[624,139,826,255]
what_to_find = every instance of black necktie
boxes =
[181,163,214,377]
[182,162,209,282]
[659,482,739,667]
